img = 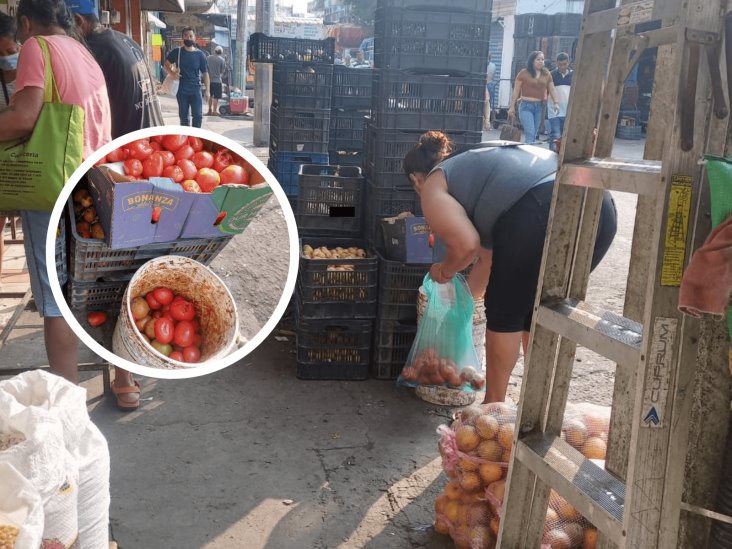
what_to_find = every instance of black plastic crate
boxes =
[67,276,128,311]
[543,36,578,62]
[371,318,418,379]
[270,106,331,154]
[616,124,642,140]
[376,251,429,321]
[248,33,336,64]
[332,65,372,109]
[296,318,373,380]
[272,62,333,110]
[514,13,549,37]
[328,150,364,168]
[513,36,541,60]
[296,164,365,237]
[366,126,482,189]
[329,108,369,151]
[374,7,491,75]
[268,151,329,197]
[371,69,485,132]
[298,237,378,319]
[377,0,492,11]
[365,182,422,248]
[549,13,582,37]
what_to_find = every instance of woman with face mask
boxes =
[0,12,19,282]
[0,0,111,386]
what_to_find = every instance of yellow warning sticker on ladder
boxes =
[660,175,693,286]
[642,317,678,428]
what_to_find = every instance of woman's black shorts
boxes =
[484,181,617,332]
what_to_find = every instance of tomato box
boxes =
[179,183,274,239]
[380,214,432,264]
[87,165,198,249]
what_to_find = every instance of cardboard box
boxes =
[381,215,432,264]
[87,165,197,250]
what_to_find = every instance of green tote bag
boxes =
[0,36,85,211]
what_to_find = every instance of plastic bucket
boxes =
[417,286,487,371]
[112,256,239,369]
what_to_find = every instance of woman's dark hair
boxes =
[527,50,546,78]
[403,131,453,176]
[16,0,74,32]
[0,12,16,38]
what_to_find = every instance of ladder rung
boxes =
[583,2,655,35]
[515,432,626,545]
[559,157,661,196]
[536,299,643,365]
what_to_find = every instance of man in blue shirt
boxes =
[548,52,572,151]
[164,27,210,127]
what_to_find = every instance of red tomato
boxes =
[170,299,195,321]
[213,149,234,172]
[94,155,108,167]
[154,317,174,345]
[193,333,203,347]
[172,294,186,302]
[87,311,107,327]
[107,147,129,162]
[188,137,204,152]
[162,134,188,152]
[159,150,176,167]
[151,206,161,223]
[151,135,165,144]
[182,345,201,363]
[196,168,221,193]
[152,310,162,319]
[181,179,201,193]
[163,165,184,183]
[149,141,162,152]
[191,151,214,170]
[145,292,162,310]
[123,158,143,177]
[219,165,249,185]
[152,287,174,305]
[173,320,195,347]
[173,145,195,162]
[190,319,200,333]
[176,159,197,180]
[161,311,175,323]
[142,152,165,178]
[169,351,184,362]
[128,139,153,160]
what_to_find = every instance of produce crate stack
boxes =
[253,34,337,198]
[329,65,372,168]
[366,0,492,378]
[512,12,581,79]
[295,238,378,380]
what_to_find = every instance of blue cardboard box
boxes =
[380,215,432,264]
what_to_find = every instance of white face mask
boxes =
[0,52,18,71]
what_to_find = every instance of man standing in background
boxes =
[548,52,572,151]
[164,28,210,127]
[67,0,163,137]
[206,46,227,116]
[484,52,496,130]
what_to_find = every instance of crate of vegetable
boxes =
[371,318,418,379]
[297,238,378,319]
[296,318,373,380]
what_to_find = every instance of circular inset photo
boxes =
[45,127,298,379]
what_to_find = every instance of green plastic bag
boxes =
[398,274,485,392]
[0,36,85,212]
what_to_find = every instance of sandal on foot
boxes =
[111,380,141,411]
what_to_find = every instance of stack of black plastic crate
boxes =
[512,12,581,80]
[367,0,491,380]
[329,65,372,168]
[250,33,336,199]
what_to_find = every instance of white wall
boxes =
[498,15,515,108]
[516,0,584,14]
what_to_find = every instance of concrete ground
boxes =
[0,95,645,548]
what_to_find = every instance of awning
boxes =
[147,12,167,28]
[140,0,184,14]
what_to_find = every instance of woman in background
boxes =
[508,51,560,145]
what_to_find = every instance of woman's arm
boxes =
[547,75,559,113]
[507,72,523,119]
[421,170,481,283]
[467,247,493,299]
[0,86,43,141]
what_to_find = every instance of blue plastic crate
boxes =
[268,151,329,196]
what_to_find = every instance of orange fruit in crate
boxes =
[493,402,516,423]
[555,497,581,522]
[583,437,607,460]
[544,507,560,530]
[469,525,493,548]
[459,457,478,472]
[459,472,482,493]
[434,517,450,535]
[502,448,512,463]
[444,500,460,523]
[460,491,484,505]
[475,413,500,440]
[445,480,462,500]
[543,528,572,549]
[453,525,472,549]
[435,494,449,514]
[477,439,502,461]
[479,462,503,484]
[489,516,500,536]
[487,479,506,501]
[564,522,585,546]
[466,503,491,525]
[583,527,599,549]
[455,426,480,453]
[498,423,515,449]
[563,419,589,449]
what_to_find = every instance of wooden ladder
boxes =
[497,0,728,547]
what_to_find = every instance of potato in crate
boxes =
[296,318,373,380]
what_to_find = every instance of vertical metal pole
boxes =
[253,0,274,146]
[235,0,248,91]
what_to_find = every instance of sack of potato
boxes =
[398,275,485,392]
[561,403,610,460]
[433,482,497,549]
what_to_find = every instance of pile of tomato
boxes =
[98,135,252,193]
[130,287,203,363]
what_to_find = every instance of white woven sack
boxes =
[0,462,44,549]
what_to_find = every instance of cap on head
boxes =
[215,46,223,54]
[64,0,96,15]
